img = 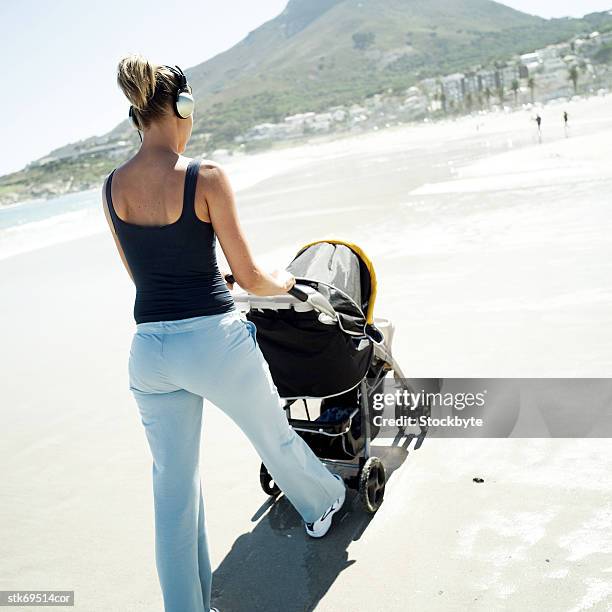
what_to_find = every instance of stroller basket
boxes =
[293,407,364,460]
[289,387,366,460]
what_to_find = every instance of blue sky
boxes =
[0,0,610,175]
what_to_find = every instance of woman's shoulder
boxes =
[102,158,133,190]
[196,158,225,172]
[196,159,231,187]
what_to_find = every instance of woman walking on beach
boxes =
[102,54,346,612]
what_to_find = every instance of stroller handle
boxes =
[224,273,336,319]
[224,274,309,302]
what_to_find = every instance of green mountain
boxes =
[184,0,612,147]
[2,0,612,205]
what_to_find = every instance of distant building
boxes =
[441,73,465,105]
[325,106,348,122]
[477,69,497,93]
[419,78,438,98]
[498,64,520,88]
[241,122,297,141]
[463,71,479,96]
[348,104,368,122]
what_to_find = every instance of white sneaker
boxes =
[305,474,346,538]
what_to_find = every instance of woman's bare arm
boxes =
[102,176,134,283]
[201,164,295,296]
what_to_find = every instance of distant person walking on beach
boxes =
[535,114,542,143]
[564,111,569,137]
[102,54,345,612]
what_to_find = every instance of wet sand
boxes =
[1,95,611,611]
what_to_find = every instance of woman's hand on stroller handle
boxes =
[223,270,297,296]
[269,268,296,293]
[224,272,324,307]
[223,272,235,290]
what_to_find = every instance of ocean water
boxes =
[0,141,355,261]
[0,188,104,261]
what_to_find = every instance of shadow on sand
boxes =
[211,432,424,612]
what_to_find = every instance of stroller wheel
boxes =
[359,457,386,513]
[260,462,281,497]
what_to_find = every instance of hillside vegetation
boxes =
[2,0,612,205]
[185,0,612,150]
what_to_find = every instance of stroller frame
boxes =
[233,285,418,514]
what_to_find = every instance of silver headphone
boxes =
[165,65,195,119]
[129,64,194,131]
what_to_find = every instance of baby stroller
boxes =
[229,240,425,513]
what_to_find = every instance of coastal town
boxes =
[235,29,612,145]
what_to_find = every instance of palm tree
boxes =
[466,92,473,112]
[527,76,536,104]
[569,65,579,94]
[511,79,520,105]
[438,86,447,114]
[497,83,505,105]
[484,87,492,108]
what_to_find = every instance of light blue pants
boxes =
[128,309,345,612]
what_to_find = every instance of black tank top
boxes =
[106,158,236,323]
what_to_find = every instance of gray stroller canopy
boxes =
[287,240,375,327]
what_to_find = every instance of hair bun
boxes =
[117,54,157,110]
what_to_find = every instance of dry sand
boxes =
[1,95,611,611]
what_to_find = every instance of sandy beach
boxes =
[1,95,611,611]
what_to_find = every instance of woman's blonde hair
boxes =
[117,54,182,129]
